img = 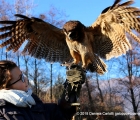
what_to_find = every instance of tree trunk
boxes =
[127,55,139,120]
[96,73,104,103]
[34,59,38,95]
[50,63,53,102]
[85,78,95,112]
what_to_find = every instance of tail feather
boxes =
[87,55,107,75]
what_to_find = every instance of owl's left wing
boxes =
[89,0,140,60]
[0,14,72,62]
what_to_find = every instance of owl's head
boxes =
[63,21,85,41]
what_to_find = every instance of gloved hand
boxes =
[58,64,86,111]
[64,64,86,102]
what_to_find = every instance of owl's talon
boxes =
[61,62,76,69]
[82,66,87,73]
[61,62,70,67]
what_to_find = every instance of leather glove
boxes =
[64,64,86,102]
[66,64,85,85]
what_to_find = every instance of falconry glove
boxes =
[64,64,86,102]
[58,64,86,111]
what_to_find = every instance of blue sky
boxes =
[33,0,140,26]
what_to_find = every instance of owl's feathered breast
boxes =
[65,31,94,55]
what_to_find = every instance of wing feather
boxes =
[110,0,121,9]
[0,14,72,62]
[90,0,140,60]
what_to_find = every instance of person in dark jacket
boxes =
[0,60,86,120]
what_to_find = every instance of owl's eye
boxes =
[69,31,77,38]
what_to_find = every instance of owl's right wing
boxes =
[0,14,72,62]
[89,0,140,60]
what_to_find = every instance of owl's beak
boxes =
[64,31,73,40]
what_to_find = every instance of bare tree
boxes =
[79,76,96,120]
[53,74,65,102]
[39,5,67,28]
[115,36,140,120]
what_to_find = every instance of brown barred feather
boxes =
[0,38,13,48]
[118,0,134,7]
[13,37,26,52]
[0,26,13,32]
[0,32,12,39]
[0,21,16,24]
[120,7,140,13]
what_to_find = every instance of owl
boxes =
[0,0,140,74]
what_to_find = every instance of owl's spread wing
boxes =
[0,14,72,62]
[90,0,140,60]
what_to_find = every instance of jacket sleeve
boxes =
[32,94,74,120]
[57,88,77,120]
[0,115,6,120]
[0,100,9,120]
